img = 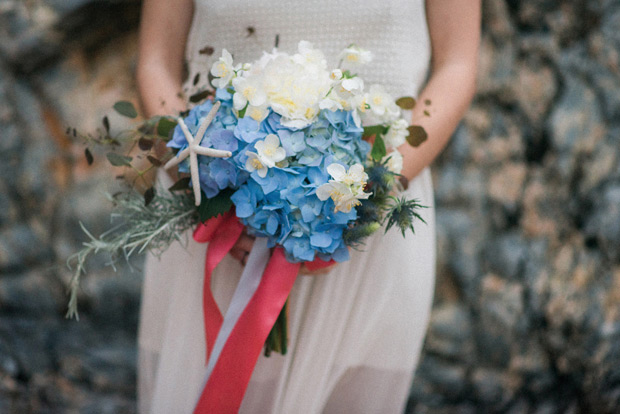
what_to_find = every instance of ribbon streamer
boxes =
[192,214,336,413]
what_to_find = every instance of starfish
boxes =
[164,101,232,206]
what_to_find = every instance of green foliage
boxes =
[113,101,138,118]
[198,188,234,222]
[395,96,416,110]
[84,148,94,165]
[362,124,388,139]
[406,125,428,147]
[370,135,387,161]
[168,177,191,192]
[237,103,248,119]
[384,197,427,237]
[66,189,199,320]
[189,90,212,103]
[157,117,178,139]
[106,152,132,167]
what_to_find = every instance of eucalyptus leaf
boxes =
[106,152,133,167]
[157,117,177,139]
[84,148,94,165]
[370,135,387,162]
[395,96,416,110]
[113,101,138,118]
[138,137,154,151]
[406,125,428,147]
[144,187,155,206]
[168,177,191,192]
[189,90,211,103]
[147,155,162,167]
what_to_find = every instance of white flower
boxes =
[327,163,368,188]
[383,118,409,148]
[293,40,327,69]
[340,77,364,96]
[245,103,269,122]
[232,76,267,110]
[318,97,343,112]
[316,182,360,213]
[339,45,373,66]
[367,84,400,121]
[382,150,404,174]
[245,151,268,178]
[317,163,371,213]
[258,43,332,128]
[254,134,286,168]
[210,49,235,88]
[330,69,343,81]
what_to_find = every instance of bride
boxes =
[135,0,479,412]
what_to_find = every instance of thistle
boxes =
[343,221,382,247]
[385,197,427,237]
[365,161,397,197]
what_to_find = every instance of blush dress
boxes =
[137,0,435,412]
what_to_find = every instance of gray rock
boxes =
[425,303,474,362]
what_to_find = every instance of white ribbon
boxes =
[196,237,271,402]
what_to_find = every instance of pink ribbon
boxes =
[192,214,335,413]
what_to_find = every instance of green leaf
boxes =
[370,135,387,162]
[144,187,155,206]
[84,148,94,165]
[198,188,234,222]
[363,125,388,139]
[168,177,191,192]
[157,117,177,139]
[237,103,248,118]
[406,125,428,147]
[395,96,416,110]
[106,152,133,167]
[189,90,211,103]
[113,101,138,118]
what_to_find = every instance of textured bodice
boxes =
[184,0,431,101]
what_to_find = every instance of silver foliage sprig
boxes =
[65,188,199,319]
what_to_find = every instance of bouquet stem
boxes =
[264,300,288,356]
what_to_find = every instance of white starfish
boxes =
[164,101,232,206]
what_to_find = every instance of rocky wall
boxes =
[0,0,619,413]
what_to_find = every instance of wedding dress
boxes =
[137,1,435,412]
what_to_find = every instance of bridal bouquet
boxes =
[68,40,427,413]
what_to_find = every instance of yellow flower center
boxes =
[251,159,264,169]
[242,86,256,99]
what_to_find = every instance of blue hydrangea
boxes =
[171,93,370,263]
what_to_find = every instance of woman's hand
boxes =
[229,230,256,266]
[229,230,337,275]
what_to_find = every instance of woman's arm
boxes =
[399,0,481,180]
[136,0,194,118]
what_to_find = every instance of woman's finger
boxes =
[229,247,245,262]
[234,233,255,252]
[299,263,337,276]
